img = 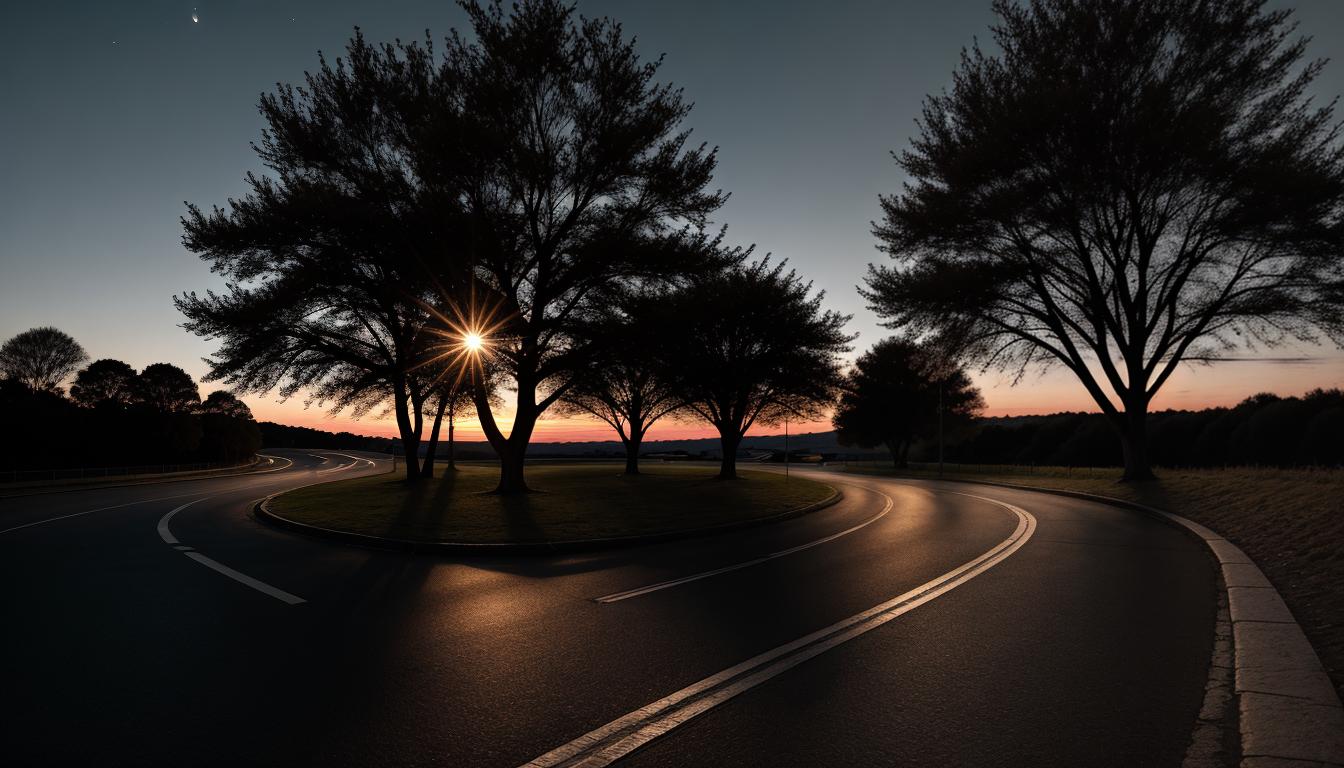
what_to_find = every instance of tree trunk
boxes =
[898,440,910,469]
[422,393,449,480]
[1118,402,1156,482]
[717,428,740,480]
[886,441,900,469]
[490,404,538,495]
[473,366,539,495]
[624,436,642,476]
[447,404,456,471]
[624,417,644,476]
[393,380,424,482]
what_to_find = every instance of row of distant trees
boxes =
[0,327,261,471]
[925,389,1344,470]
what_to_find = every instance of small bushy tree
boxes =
[833,339,983,468]
[661,258,852,479]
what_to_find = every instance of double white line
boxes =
[522,491,1036,768]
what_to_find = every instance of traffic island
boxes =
[259,463,839,553]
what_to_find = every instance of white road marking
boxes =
[0,489,204,536]
[522,491,1036,768]
[254,454,295,473]
[322,451,378,468]
[181,551,306,605]
[156,496,307,605]
[306,453,331,464]
[593,488,893,603]
[156,498,204,544]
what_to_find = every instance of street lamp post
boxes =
[938,382,944,478]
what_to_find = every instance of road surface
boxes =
[0,451,1216,767]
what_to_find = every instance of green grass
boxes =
[272,463,834,544]
[846,462,1344,702]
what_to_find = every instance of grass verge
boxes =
[270,463,834,546]
[845,462,1344,703]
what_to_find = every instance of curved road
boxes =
[0,452,1215,767]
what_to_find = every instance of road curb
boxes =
[254,484,843,556]
[907,475,1344,768]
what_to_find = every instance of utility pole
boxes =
[938,382,944,478]
[784,415,789,480]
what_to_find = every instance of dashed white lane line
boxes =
[156,497,306,605]
[593,487,893,603]
[522,491,1036,768]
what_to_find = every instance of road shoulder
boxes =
[909,475,1344,768]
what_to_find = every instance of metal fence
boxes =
[0,460,248,485]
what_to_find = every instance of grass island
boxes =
[269,463,836,545]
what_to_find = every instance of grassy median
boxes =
[271,463,834,545]
[845,462,1344,702]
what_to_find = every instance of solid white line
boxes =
[182,552,306,605]
[593,489,893,603]
[322,451,378,468]
[156,495,307,605]
[156,498,206,544]
[254,454,295,473]
[521,492,1036,768]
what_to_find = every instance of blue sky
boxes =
[2,1,1342,439]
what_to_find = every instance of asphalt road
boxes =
[0,451,1216,767]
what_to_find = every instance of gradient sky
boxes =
[3,1,1343,442]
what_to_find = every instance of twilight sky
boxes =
[2,0,1343,442]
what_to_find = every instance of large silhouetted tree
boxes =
[439,0,726,493]
[662,258,852,479]
[176,30,467,482]
[70,359,138,408]
[0,327,87,393]
[833,339,984,468]
[863,0,1344,481]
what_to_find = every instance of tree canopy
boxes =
[863,0,1344,480]
[559,287,686,475]
[0,327,88,393]
[435,0,727,493]
[177,0,723,492]
[135,363,201,413]
[70,358,138,408]
[661,257,852,479]
[832,338,984,468]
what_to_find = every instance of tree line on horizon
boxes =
[863,388,1344,470]
[0,327,261,472]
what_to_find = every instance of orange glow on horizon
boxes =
[243,351,1344,444]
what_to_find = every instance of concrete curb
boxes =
[254,484,843,556]
[907,476,1344,768]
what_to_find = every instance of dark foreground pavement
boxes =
[0,452,1215,767]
